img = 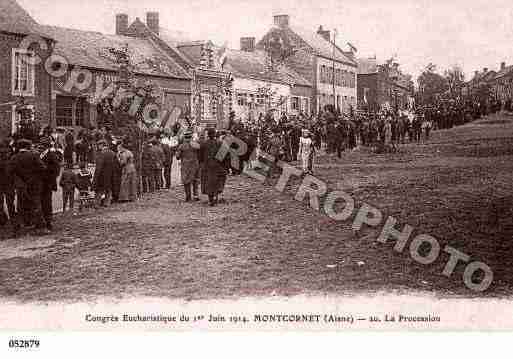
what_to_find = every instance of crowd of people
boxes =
[0,122,239,238]
[0,95,505,238]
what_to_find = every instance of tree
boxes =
[417,63,448,105]
[444,65,465,99]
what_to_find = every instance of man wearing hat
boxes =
[0,139,15,227]
[39,137,63,231]
[200,128,226,206]
[93,139,116,207]
[9,139,47,235]
[175,130,200,202]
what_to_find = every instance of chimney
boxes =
[501,61,506,70]
[146,12,159,35]
[317,25,331,42]
[115,13,128,36]
[240,37,255,52]
[483,67,488,73]
[273,14,289,28]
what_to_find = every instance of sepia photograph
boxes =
[0,0,512,339]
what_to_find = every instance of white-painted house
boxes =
[219,40,312,122]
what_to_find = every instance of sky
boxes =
[17,0,513,82]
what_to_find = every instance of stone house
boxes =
[256,14,358,114]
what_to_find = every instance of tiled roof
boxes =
[177,43,203,67]
[482,70,497,81]
[158,27,194,47]
[223,48,311,87]
[357,57,378,74]
[494,65,513,80]
[0,0,51,38]
[286,25,357,66]
[158,27,216,68]
[38,25,190,79]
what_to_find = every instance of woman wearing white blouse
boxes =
[298,129,315,175]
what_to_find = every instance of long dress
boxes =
[200,139,227,195]
[118,149,137,201]
[298,136,314,173]
[384,122,392,145]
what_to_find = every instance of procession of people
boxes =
[0,91,504,240]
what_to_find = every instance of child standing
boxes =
[76,161,93,211]
[59,163,77,213]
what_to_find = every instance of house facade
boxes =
[0,0,55,137]
[40,24,192,133]
[256,15,357,115]
[220,39,312,122]
[490,62,513,105]
[357,57,414,112]
[124,14,233,128]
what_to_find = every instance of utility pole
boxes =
[332,29,337,110]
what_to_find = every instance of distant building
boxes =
[256,14,358,114]
[490,62,513,105]
[357,57,414,112]
[125,14,233,128]
[463,67,497,101]
[219,37,312,122]
[39,22,191,132]
[0,0,55,137]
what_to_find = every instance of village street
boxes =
[1,113,513,303]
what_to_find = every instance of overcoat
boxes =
[176,141,200,185]
[200,139,227,195]
[93,148,116,192]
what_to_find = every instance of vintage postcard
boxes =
[0,0,512,342]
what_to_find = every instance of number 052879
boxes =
[8,339,40,349]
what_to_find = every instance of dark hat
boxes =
[207,127,216,138]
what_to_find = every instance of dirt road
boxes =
[1,113,512,303]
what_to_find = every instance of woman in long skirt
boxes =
[117,141,138,202]
[298,129,315,175]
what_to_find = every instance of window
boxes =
[291,96,300,111]
[302,98,309,114]
[56,96,88,128]
[237,92,247,106]
[256,93,265,105]
[75,98,86,127]
[11,104,34,135]
[56,96,74,127]
[12,49,35,96]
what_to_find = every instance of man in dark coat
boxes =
[150,138,165,190]
[10,139,47,235]
[141,142,156,193]
[162,131,178,189]
[0,139,15,226]
[64,130,74,166]
[93,140,116,207]
[39,137,63,231]
[200,128,227,206]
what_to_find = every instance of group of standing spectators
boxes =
[0,137,62,236]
